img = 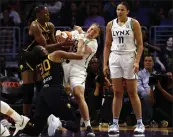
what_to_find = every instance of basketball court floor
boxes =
[53,126,173,137]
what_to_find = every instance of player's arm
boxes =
[73,25,85,34]
[48,22,56,43]
[77,39,96,54]
[50,41,85,61]
[30,22,73,52]
[50,51,83,62]
[103,21,112,67]
[132,19,144,64]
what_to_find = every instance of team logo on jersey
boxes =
[112,30,130,36]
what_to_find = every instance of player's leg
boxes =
[0,101,30,136]
[19,58,35,117]
[70,67,95,137]
[108,52,124,134]
[122,53,145,134]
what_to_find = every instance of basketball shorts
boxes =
[18,56,34,72]
[109,52,138,79]
[63,63,87,90]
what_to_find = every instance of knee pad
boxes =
[0,101,10,114]
[22,84,35,104]
[35,81,43,92]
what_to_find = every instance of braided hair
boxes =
[26,4,45,25]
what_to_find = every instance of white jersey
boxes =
[70,30,98,69]
[111,17,136,54]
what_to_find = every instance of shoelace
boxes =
[110,123,119,128]
[136,124,144,129]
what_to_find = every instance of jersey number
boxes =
[71,45,77,52]
[37,59,50,75]
[118,37,124,44]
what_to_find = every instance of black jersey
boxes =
[36,55,64,86]
[23,20,52,51]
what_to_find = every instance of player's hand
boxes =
[133,61,139,74]
[60,38,75,47]
[104,77,112,88]
[73,25,83,33]
[103,65,109,77]
[56,30,64,43]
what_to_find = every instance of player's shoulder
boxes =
[88,39,98,48]
[47,22,55,30]
[47,22,55,26]
[31,20,39,27]
[130,17,140,25]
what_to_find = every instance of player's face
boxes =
[39,7,50,22]
[116,4,129,18]
[86,25,100,39]
[167,37,173,48]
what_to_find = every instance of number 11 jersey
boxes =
[111,17,136,54]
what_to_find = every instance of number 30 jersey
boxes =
[111,17,136,54]
[36,55,64,86]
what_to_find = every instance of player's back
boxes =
[36,55,64,86]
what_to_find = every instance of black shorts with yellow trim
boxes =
[18,57,34,72]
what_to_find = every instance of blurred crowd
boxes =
[1,0,173,27]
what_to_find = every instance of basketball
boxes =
[64,31,72,39]
[56,30,72,43]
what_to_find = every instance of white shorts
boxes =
[109,52,138,79]
[63,63,87,90]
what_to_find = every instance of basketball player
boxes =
[103,1,144,134]
[13,43,85,136]
[19,5,74,117]
[0,101,29,137]
[55,23,101,137]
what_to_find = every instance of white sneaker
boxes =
[1,124,10,136]
[108,123,119,135]
[13,115,30,136]
[134,124,145,134]
[1,119,13,129]
[47,114,62,136]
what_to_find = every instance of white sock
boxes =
[10,111,23,123]
[137,118,143,125]
[84,120,91,127]
[113,118,119,125]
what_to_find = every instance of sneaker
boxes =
[1,119,12,129]
[1,125,10,136]
[108,123,119,135]
[86,126,95,137]
[13,115,30,136]
[134,124,145,134]
[47,114,62,136]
